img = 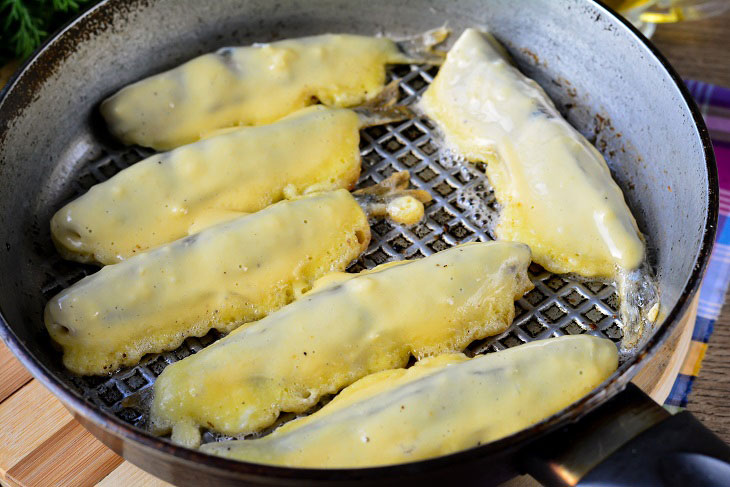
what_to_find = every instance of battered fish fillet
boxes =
[201,335,618,467]
[44,190,370,375]
[101,31,447,150]
[149,241,533,448]
[52,106,362,265]
[421,29,644,279]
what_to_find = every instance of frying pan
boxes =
[0,0,727,485]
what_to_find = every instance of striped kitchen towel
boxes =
[665,80,730,408]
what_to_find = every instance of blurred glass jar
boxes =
[604,0,730,37]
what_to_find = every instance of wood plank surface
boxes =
[5,421,123,487]
[686,301,730,443]
[96,461,173,487]
[0,380,74,479]
[0,346,155,487]
[652,11,730,87]
[0,341,32,404]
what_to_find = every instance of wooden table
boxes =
[1,10,729,487]
[652,10,730,443]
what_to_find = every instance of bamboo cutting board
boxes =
[0,339,171,487]
[0,295,698,487]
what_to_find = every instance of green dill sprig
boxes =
[1,0,93,64]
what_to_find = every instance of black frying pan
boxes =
[0,0,727,485]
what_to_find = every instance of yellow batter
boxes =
[201,335,618,467]
[421,29,644,279]
[44,190,370,375]
[52,106,361,265]
[150,241,533,447]
[102,34,414,150]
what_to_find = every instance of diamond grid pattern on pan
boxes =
[47,63,624,429]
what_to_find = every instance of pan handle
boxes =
[521,383,730,486]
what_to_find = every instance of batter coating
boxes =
[52,106,361,265]
[421,29,644,279]
[101,32,444,149]
[45,190,370,375]
[149,241,533,447]
[201,335,618,467]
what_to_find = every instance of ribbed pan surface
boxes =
[40,62,628,443]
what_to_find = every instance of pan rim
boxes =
[0,0,719,480]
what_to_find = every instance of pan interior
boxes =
[37,62,630,442]
[0,0,711,463]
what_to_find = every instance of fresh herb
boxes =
[1,0,95,64]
